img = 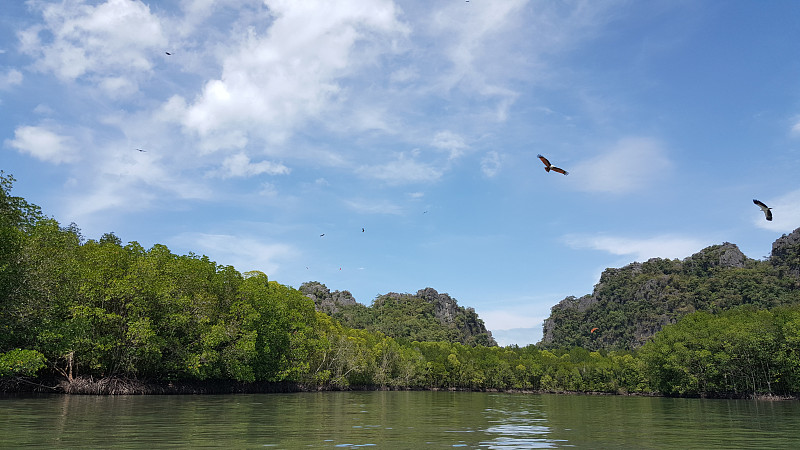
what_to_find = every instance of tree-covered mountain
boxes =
[7,171,800,397]
[540,233,800,350]
[299,282,496,347]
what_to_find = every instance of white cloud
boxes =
[356,151,443,185]
[431,130,468,159]
[175,0,408,149]
[791,118,800,136]
[480,309,545,332]
[20,0,166,91]
[0,69,23,89]
[344,198,403,215]
[570,137,673,194]
[389,67,418,84]
[563,233,708,261]
[490,327,543,347]
[480,150,502,177]
[214,152,290,179]
[754,189,800,233]
[416,1,619,122]
[170,232,294,274]
[259,182,278,197]
[5,125,78,164]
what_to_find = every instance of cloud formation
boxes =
[170,232,295,275]
[175,0,408,149]
[754,189,800,233]
[19,0,165,94]
[5,125,78,164]
[215,153,290,179]
[0,69,23,89]
[564,233,708,262]
[356,151,443,185]
[570,137,673,194]
[480,151,502,177]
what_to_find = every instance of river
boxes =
[2,391,799,448]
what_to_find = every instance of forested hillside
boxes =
[540,235,800,350]
[4,171,800,398]
[300,282,496,346]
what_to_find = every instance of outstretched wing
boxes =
[753,199,773,221]
[537,154,551,168]
[551,166,568,175]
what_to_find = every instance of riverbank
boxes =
[2,376,796,400]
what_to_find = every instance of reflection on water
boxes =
[2,391,800,448]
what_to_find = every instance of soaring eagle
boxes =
[753,199,772,221]
[537,154,568,175]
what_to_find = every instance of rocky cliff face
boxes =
[299,281,357,315]
[771,227,800,278]
[301,282,496,346]
[540,235,800,350]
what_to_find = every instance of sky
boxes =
[2,0,800,347]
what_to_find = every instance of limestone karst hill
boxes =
[539,228,800,350]
[300,282,496,346]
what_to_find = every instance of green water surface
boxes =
[2,391,798,448]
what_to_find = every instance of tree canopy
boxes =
[3,172,800,398]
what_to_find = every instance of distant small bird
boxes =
[320,234,325,237]
[362,228,365,232]
[590,327,599,334]
[165,52,172,55]
[136,148,146,152]
[753,199,773,221]
[537,154,568,175]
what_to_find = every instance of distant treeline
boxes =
[2,172,800,397]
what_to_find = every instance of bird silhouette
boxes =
[753,199,773,221]
[165,52,172,55]
[136,148,146,152]
[537,154,568,175]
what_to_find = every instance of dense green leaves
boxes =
[2,173,800,397]
[543,242,800,351]
[639,305,800,396]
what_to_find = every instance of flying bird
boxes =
[362,228,365,232]
[165,52,172,55]
[537,154,568,175]
[590,327,599,334]
[753,199,772,221]
[136,148,146,152]
[320,233,325,237]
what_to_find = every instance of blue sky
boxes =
[2,0,800,346]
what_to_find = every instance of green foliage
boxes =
[3,173,800,397]
[542,242,800,351]
[0,349,46,377]
[639,305,800,396]
[320,290,495,347]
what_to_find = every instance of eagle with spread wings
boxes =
[537,154,568,175]
[753,199,772,221]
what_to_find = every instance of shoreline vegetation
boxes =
[2,376,795,401]
[3,172,800,399]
